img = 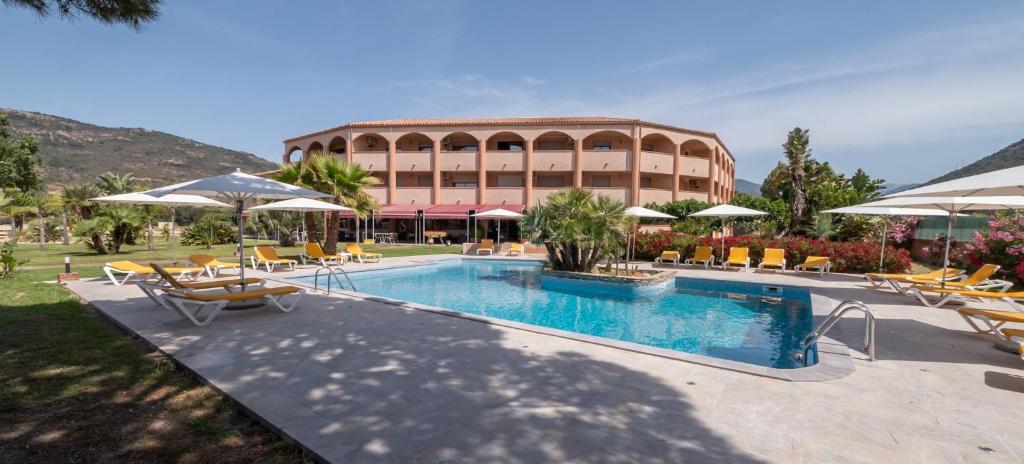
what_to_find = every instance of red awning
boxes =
[425,204,482,219]
[376,204,431,218]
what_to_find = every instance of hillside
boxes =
[734,179,761,196]
[3,109,278,189]
[923,137,1024,185]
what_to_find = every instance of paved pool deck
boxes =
[66,255,1024,463]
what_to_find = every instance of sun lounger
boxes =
[189,254,240,278]
[903,263,1008,291]
[162,284,303,326]
[999,328,1024,359]
[906,286,1024,309]
[304,242,350,266]
[250,246,297,272]
[476,239,494,256]
[508,243,525,256]
[103,261,202,286]
[722,247,750,271]
[795,256,831,276]
[654,251,680,266]
[346,243,383,263]
[758,248,786,272]
[955,308,1024,338]
[865,268,963,288]
[683,246,714,268]
[138,263,264,308]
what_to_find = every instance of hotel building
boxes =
[282,117,735,219]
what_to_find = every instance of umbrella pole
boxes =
[236,200,246,285]
[941,211,954,288]
[878,217,888,273]
[171,207,177,265]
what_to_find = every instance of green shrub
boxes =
[0,241,28,278]
[181,215,236,249]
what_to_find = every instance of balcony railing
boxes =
[486,187,525,205]
[580,150,630,171]
[439,151,478,171]
[639,151,674,174]
[352,152,388,171]
[532,150,574,172]
[440,187,478,205]
[395,151,432,172]
[679,155,710,177]
[364,187,388,204]
[487,152,524,172]
[638,188,673,205]
[392,187,433,205]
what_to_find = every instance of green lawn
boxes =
[15,239,461,271]
[0,268,309,462]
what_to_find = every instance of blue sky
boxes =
[2,1,1023,184]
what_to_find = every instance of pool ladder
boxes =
[313,264,357,294]
[801,300,876,366]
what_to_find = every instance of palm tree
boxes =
[62,183,107,253]
[275,161,321,243]
[306,153,381,253]
[97,171,136,194]
[782,127,811,232]
[4,0,161,29]
[520,187,629,273]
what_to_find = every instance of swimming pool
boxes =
[292,259,816,369]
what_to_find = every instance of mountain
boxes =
[3,109,278,189]
[923,138,1024,185]
[882,182,919,194]
[735,178,761,196]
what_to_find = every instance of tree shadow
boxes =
[86,289,768,463]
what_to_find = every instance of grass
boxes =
[0,268,311,462]
[15,239,461,271]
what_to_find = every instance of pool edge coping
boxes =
[277,257,857,382]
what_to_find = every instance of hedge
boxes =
[634,231,911,274]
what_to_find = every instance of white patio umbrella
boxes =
[857,196,1024,284]
[146,169,329,283]
[823,205,957,272]
[623,206,676,265]
[245,198,351,249]
[91,192,231,264]
[472,208,523,246]
[689,204,768,258]
[886,164,1024,198]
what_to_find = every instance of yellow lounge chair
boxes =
[304,242,350,266]
[508,243,525,256]
[758,248,786,272]
[190,254,240,278]
[346,243,383,263]
[722,247,750,271]
[139,263,265,308]
[906,286,1023,309]
[904,264,1007,291]
[683,246,714,268]
[250,246,298,272]
[654,251,680,266]
[162,284,303,326]
[794,256,831,276]
[865,267,963,288]
[103,261,202,286]
[955,308,1024,338]
[1000,328,1024,359]
[476,239,494,256]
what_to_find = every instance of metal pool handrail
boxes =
[802,300,876,366]
[313,265,357,294]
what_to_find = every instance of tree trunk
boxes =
[38,213,46,251]
[324,211,340,254]
[61,211,70,245]
[791,188,806,232]
[146,221,154,251]
[91,233,109,255]
[304,212,320,243]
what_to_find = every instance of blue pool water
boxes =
[292,260,816,369]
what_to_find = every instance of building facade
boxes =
[281,117,735,209]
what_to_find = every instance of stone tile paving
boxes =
[66,255,1024,463]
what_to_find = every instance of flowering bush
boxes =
[635,231,911,274]
[886,216,919,246]
[958,215,1024,284]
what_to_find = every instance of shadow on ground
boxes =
[89,290,768,463]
